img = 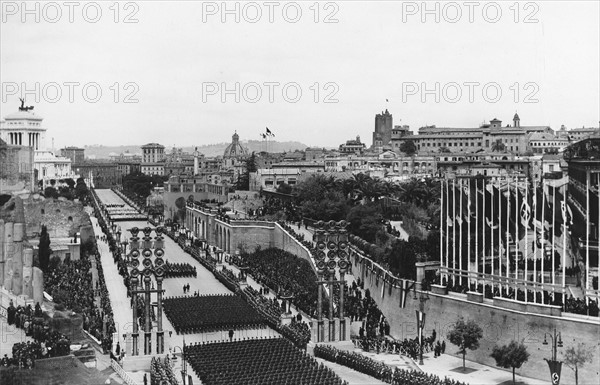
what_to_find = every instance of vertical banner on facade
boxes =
[545,359,562,385]
[415,310,426,345]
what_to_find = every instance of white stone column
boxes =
[3,222,14,291]
[33,267,44,305]
[12,223,24,295]
[23,248,33,298]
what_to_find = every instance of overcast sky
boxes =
[1,1,598,149]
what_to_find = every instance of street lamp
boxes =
[542,328,563,361]
[413,285,430,365]
[172,343,188,385]
[542,328,563,385]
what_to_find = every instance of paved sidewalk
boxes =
[326,340,549,385]
[90,215,134,346]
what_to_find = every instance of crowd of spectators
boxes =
[184,338,346,385]
[163,261,197,278]
[239,248,321,317]
[44,251,116,351]
[256,196,301,222]
[314,345,467,385]
[352,331,440,361]
[150,356,178,385]
[436,277,599,317]
[4,302,71,368]
[163,295,266,334]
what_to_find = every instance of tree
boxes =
[39,225,52,272]
[277,182,292,195]
[174,197,186,222]
[447,317,483,371]
[439,146,451,153]
[563,343,594,385]
[44,186,58,199]
[490,340,530,385]
[75,178,89,201]
[491,139,506,152]
[236,152,257,190]
[399,139,417,156]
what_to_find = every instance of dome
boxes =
[513,112,520,120]
[223,132,248,158]
[4,110,43,121]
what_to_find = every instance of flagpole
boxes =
[475,177,478,287]
[515,176,519,283]
[597,177,600,305]
[459,178,463,286]
[453,178,457,287]
[475,179,487,286]
[491,180,495,293]
[467,178,472,287]
[505,176,510,296]
[541,180,546,302]
[445,179,449,284]
[533,180,537,303]
[480,178,484,289]
[440,178,444,282]
[524,178,528,303]
[585,172,590,305]
[562,182,567,304]
[552,183,556,301]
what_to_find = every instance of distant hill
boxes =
[83,140,308,159]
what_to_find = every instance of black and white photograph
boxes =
[0,1,599,384]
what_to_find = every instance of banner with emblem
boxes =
[545,359,562,385]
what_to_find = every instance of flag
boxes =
[266,127,274,137]
[545,359,562,385]
[399,279,414,308]
[552,186,565,237]
[386,98,389,102]
[416,310,426,345]
[260,133,267,139]
[520,200,531,228]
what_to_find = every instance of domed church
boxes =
[223,132,248,159]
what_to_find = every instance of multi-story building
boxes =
[0,104,77,189]
[564,126,600,142]
[141,143,166,175]
[72,160,120,188]
[527,132,569,154]
[367,151,437,179]
[305,147,328,161]
[564,138,600,291]
[0,138,35,193]
[384,112,553,155]
[339,136,366,154]
[436,152,531,180]
[371,109,393,151]
[60,147,85,163]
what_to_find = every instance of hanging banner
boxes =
[399,279,415,308]
[545,359,562,385]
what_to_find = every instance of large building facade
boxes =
[0,105,77,189]
[141,143,166,175]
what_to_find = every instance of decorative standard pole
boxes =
[314,226,326,342]
[129,227,141,356]
[337,225,350,340]
[154,227,166,354]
